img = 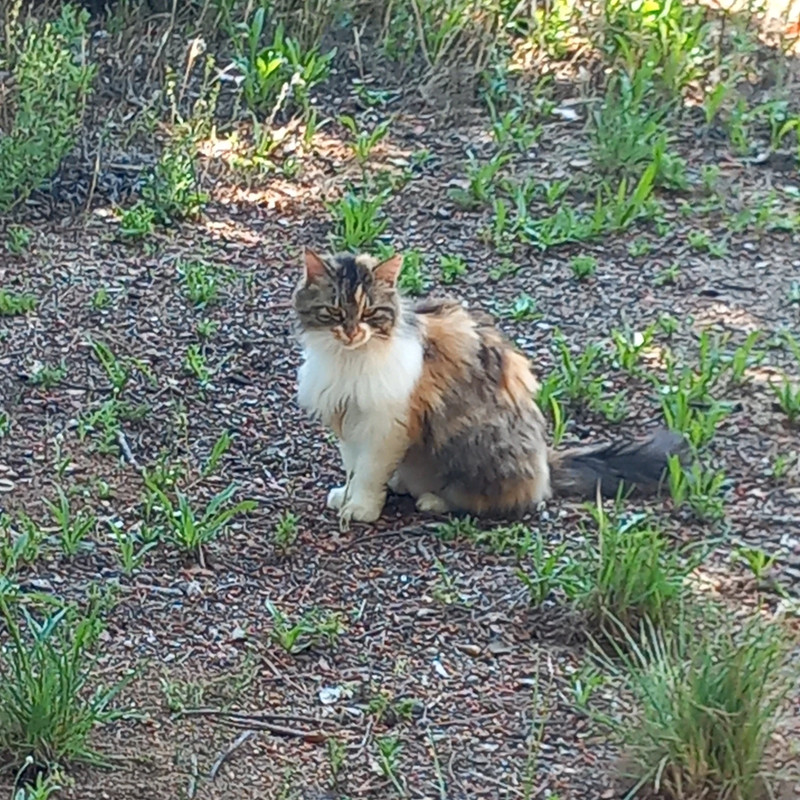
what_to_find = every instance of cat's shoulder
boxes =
[412,294,496,327]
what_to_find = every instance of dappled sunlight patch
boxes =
[201,218,263,246]
[690,301,765,334]
[209,179,322,210]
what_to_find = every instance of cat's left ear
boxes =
[373,254,403,287]
[303,248,327,285]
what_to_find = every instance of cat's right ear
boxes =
[303,248,327,285]
[373,254,403,287]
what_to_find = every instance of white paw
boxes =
[416,492,450,514]
[338,494,385,530]
[327,486,347,510]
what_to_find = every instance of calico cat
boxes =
[292,248,687,527]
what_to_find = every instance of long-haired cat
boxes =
[293,248,687,527]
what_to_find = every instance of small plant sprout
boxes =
[327,189,390,250]
[274,510,299,552]
[89,339,129,395]
[439,254,467,284]
[339,114,392,166]
[654,262,680,286]
[91,286,111,310]
[507,293,541,322]
[771,377,800,424]
[144,478,256,563]
[516,532,580,606]
[178,260,230,307]
[118,203,156,238]
[450,151,511,208]
[6,225,32,254]
[732,546,778,583]
[398,250,427,295]
[0,289,37,316]
[184,344,211,387]
[570,254,597,280]
[667,455,727,522]
[111,523,158,575]
[266,603,345,654]
[45,486,97,556]
[29,360,68,389]
[376,735,405,794]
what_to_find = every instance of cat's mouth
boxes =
[333,325,370,349]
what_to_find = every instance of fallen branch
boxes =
[180,707,329,743]
[208,730,256,780]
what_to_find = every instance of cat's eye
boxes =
[363,306,395,325]
[315,306,343,322]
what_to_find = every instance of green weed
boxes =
[118,203,156,239]
[772,378,800,424]
[439,254,467,284]
[89,339,129,395]
[340,115,392,166]
[397,250,428,296]
[577,503,698,637]
[232,9,333,120]
[0,289,37,316]
[90,287,111,310]
[143,479,256,560]
[266,603,345,654]
[139,140,207,226]
[517,532,581,606]
[598,608,794,800]
[111,525,158,576]
[667,456,727,523]
[184,344,211,387]
[450,152,511,208]
[1,514,45,576]
[5,225,33,255]
[732,546,778,583]
[0,5,96,211]
[29,361,67,389]
[178,260,230,307]
[0,590,132,770]
[570,254,597,280]
[273,511,299,553]
[506,293,541,322]
[44,487,96,557]
[327,189,390,250]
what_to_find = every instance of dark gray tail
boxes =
[548,428,689,499]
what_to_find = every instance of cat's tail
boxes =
[547,428,689,499]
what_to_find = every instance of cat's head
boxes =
[292,248,405,350]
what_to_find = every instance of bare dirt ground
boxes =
[2,4,800,799]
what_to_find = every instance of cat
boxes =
[292,248,688,528]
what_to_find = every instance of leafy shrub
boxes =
[0,4,96,211]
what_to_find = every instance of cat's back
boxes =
[411,295,539,407]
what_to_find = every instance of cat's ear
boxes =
[303,248,327,285]
[373,254,403,287]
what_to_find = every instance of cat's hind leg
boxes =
[415,492,451,513]
[387,470,410,495]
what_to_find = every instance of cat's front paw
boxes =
[326,486,348,510]
[337,494,385,530]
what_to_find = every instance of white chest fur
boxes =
[297,330,424,431]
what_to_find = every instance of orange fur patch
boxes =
[406,304,478,441]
